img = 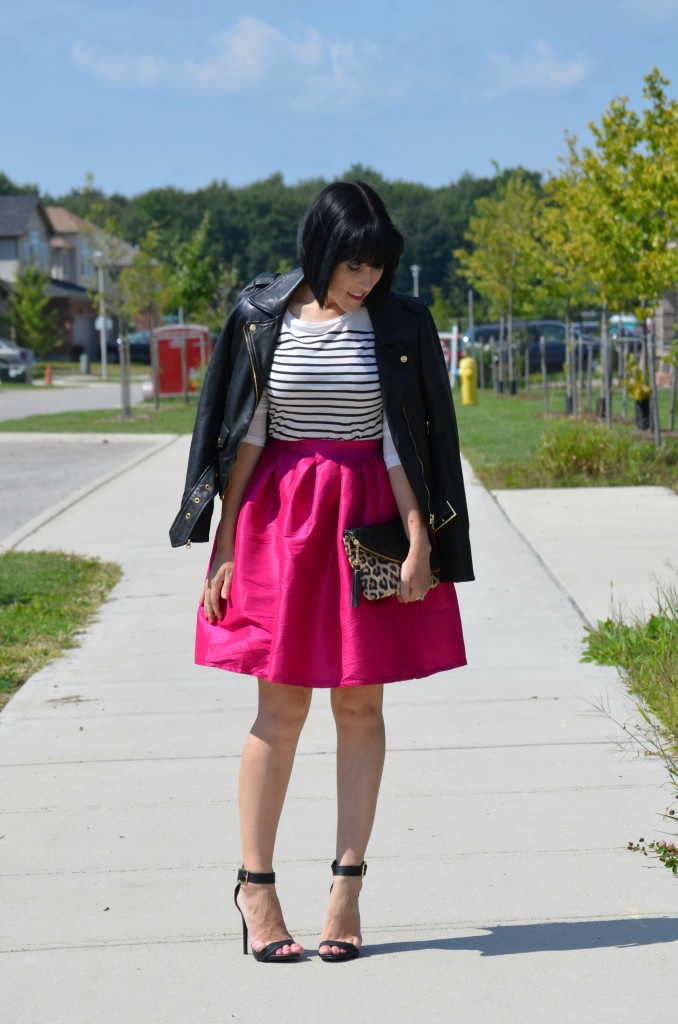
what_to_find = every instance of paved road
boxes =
[0,380,145,422]
[0,434,160,543]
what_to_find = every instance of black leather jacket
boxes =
[169,268,474,583]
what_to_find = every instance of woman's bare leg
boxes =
[319,684,385,955]
[237,678,312,956]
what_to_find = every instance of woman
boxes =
[170,181,473,963]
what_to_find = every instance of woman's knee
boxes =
[254,679,312,739]
[331,686,384,734]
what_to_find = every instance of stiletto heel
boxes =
[233,867,301,963]
[318,859,367,962]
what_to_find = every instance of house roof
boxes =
[45,279,89,298]
[0,195,52,237]
[0,276,90,299]
[45,206,88,233]
[46,205,137,267]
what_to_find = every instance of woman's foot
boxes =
[318,874,363,958]
[236,882,304,958]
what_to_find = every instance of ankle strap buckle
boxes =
[237,866,276,885]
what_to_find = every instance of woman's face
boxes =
[325,260,384,314]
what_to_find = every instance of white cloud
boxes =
[71,41,164,89]
[71,16,396,112]
[621,0,678,18]
[480,41,591,100]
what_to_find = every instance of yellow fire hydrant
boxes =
[458,355,478,406]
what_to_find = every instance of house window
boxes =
[80,242,93,279]
[23,231,49,269]
[0,238,19,260]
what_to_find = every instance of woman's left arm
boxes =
[387,464,432,603]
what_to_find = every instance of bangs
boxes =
[339,219,403,270]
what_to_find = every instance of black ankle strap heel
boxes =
[318,860,367,962]
[233,866,301,963]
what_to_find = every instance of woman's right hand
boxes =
[200,552,234,623]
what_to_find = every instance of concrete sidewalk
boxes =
[1,437,676,1024]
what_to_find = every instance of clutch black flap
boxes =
[344,519,409,563]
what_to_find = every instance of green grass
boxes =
[457,390,678,491]
[582,598,678,746]
[0,551,122,707]
[457,391,546,485]
[0,397,198,434]
[581,582,678,875]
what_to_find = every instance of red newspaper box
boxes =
[152,324,211,397]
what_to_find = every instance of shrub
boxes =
[538,421,678,486]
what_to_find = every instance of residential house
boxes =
[46,205,138,360]
[0,195,137,360]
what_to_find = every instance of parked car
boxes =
[0,337,36,382]
[107,330,151,365]
[609,313,643,340]
[462,320,600,374]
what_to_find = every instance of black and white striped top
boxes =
[243,307,400,467]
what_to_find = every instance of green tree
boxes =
[559,68,678,439]
[428,286,456,331]
[455,170,541,386]
[534,170,597,410]
[118,225,170,329]
[0,171,39,196]
[169,213,219,321]
[8,266,59,356]
[51,167,545,319]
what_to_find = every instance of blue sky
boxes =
[3,0,678,197]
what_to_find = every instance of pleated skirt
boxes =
[195,438,466,687]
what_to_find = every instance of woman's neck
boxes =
[288,284,346,323]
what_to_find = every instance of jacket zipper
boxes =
[400,398,434,528]
[243,324,260,404]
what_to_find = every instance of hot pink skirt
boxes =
[195,439,466,687]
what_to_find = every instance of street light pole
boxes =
[94,250,108,382]
[410,264,420,298]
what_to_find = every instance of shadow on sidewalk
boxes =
[366,916,678,957]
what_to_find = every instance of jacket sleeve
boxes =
[417,307,474,578]
[168,304,239,547]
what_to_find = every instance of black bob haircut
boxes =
[297,181,405,308]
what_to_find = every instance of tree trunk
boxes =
[620,340,628,420]
[648,317,662,447]
[507,291,514,389]
[601,296,611,427]
[524,344,530,392]
[565,308,574,415]
[586,343,593,413]
[119,330,132,420]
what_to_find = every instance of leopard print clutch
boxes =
[343,519,440,607]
